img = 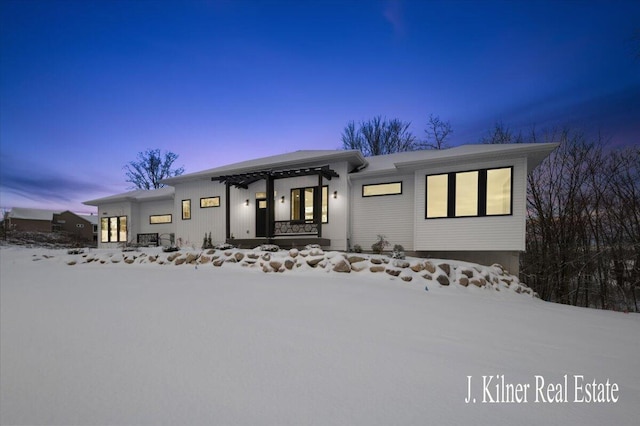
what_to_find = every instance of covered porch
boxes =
[212,164,339,248]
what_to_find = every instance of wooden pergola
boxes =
[212,165,339,241]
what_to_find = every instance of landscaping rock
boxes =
[185,253,198,264]
[148,256,157,262]
[206,249,215,255]
[124,258,135,264]
[333,259,351,273]
[385,268,401,277]
[247,253,259,259]
[438,263,451,276]
[269,261,283,271]
[410,263,424,273]
[392,260,410,269]
[437,275,450,286]
[470,279,483,287]
[306,257,323,268]
[234,252,245,262]
[225,257,237,263]
[309,248,324,256]
[459,277,469,287]
[289,248,299,258]
[284,259,295,270]
[424,261,436,274]
[167,253,180,262]
[199,255,210,264]
[351,261,368,272]
[422,273,433,280]
[67,260,76,266]
[175,257,186,266]
[370,258,383,264]
[261,253,271,261]
[461,269,474,279]
[401,275,413,282]
[213,259,224,267]
[370,265,385,273]
[347,256,366,264]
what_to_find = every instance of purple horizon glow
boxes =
[1,0,638,214]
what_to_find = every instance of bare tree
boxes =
[480,122,524,144]
[423,114,453,149]
[124,149,185,190]
[342,116,417,156]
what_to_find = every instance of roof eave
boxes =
[161,150,367,185]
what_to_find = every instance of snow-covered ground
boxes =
[1,246,638,425]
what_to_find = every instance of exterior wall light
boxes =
[281,196,285,203]
[245,199,249,206]
[333,191,338,199]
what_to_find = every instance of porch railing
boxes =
[274,220,319,236]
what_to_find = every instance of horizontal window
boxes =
[100,216,127,242]
[362,182,402,197]
[255,191,277,199]
[200,197,220,208]
[150,214,172,224]
[426,167,512,219]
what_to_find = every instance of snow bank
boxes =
[2,246,638,425]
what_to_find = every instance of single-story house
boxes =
[6,207,98,242]
[84,143,558,273]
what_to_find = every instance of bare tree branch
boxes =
[124,149,185,190]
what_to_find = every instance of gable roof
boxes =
[8,207,60,221]
[83,186,175,206]
[161,150,367,185]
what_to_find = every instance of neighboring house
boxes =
[84,143,558,273]
[7,207,55,232]
[7,207,98,242]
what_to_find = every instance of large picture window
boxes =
[100,216,127,242]
[290,186,328,223]
[426,167,512,219]
[182,199,191,220]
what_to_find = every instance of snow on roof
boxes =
[352,143,559,177]
[8,207,60,221]
[161,150,367,184]
[83,186,175,206]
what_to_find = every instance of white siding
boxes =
[137,199,175,241]
[96,201,134,248]
[413,157,527,251]
[174,180,226,247]
[349,174,415,251]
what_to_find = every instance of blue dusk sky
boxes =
[1,0,638,213]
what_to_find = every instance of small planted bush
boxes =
[391,244,405,259]
[371,234,389,254]
[352,244,363,253]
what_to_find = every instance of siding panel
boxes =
[350,175,415,251]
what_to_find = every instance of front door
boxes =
[255,198,267,237]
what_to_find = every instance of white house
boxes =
[84,143,557,272]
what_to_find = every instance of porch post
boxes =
[225,181,231,241]
[266,174,274,240]
[315,173,322,238]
